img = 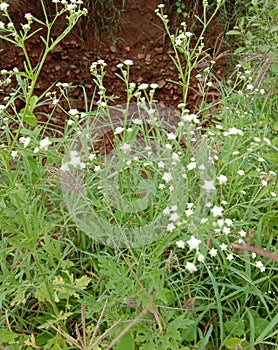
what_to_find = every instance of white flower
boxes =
[237,170,245,176]
[211,205,223,217]
[163,207,171,216]
[185,262,197,273]
[261,180,268,187]
[253,137,261,143]
[170,213,180,222]
[187,162,196,170]
[223,227,231,235]
[258,157,265,162]
[202,180,215,191]
[11,150,18,159]
[225,218,233,226]
[0,2,9,11]
[120,143,131,153]
[138,83,148,90]
[24,13,33,20]
[157,3,165,8]
[123,59,133,66]
[67,120,74,126]
[167,223,175,232]
[217,174,227,185]
[167,132,176,140]
[150,83,158,89]
[132,118,142,125]
[227,127,243,136]
[116,63,123,69]
[19,136,31,148]
[114,126,124,134]
[226,254,234,261]
[246,83,254,91]
[220,243,228,251]
[187,235,201,251]
[162,172,173,183]
[39,137,52,150]
[176,240,185,249]
[255,261,266,272]
[158,161,165,168]
[185,209,194,217]
[68,108,79,116]
[94,165,101,172]
[60,162,70,172]
[232,151,240,155]
[197,253,205,262]
[209,248,218,257]
[33,147,39,153]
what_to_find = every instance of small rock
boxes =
[110,46,116,53]
[137,53,145,60]
[158,79,166,89]
[154,47,164,54]
[145,54,151,61]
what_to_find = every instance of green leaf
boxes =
[116,332,135,350]
[226,30,242,35]
[225,337,243,349]
[0,329,21,342]
[20,108,37,127]
[29,95,39,112]
[224,318,245,337]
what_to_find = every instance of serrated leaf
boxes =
[0,329,21,342]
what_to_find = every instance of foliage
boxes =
[0,0,277,349]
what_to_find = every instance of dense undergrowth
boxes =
[0,0,277,349]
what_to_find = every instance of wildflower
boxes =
[227,127,243,136]
[217,174,227,185]
[67,120,74,126]
[19,136,31,148]
[211,205,223,217]
[259,88,265,95]
[255,261,266,272]
[123,59,133,66]
[237,169,245,176]
[132,118,142,125]
[11,150,18,159]
[209,248,218,257]
[167,132,176,140]
[167,223,175,232]
[88,153,96,161]
[150,83,158,89]
[24,13,33,20]
[185,262,197,273]
[246,83,254,91]
[176,240,185,249]
[0,2,9,11]
[157,3,165,8]
[120,143,131,153]
[138,83,148,90]
[225,218,233,226]
[68,108,79,116]
[185,209,194,217]
[197,253,205,262]
[187,235,202,251]
[158,161,165,168]
[162,172,173,183]
[60,162,70,172]
[226,254,234,261]
[258,157,265,162]
[163,207,171,215]
[116,63,123,69]
[170,213,180,222]
[261,180,268,187]
[220,243,228,251]
[165,144,172,149]
[206,81,213,87]
[253,137,261,143]
[202,180,215,191]
[187,162,196,170]
[114,127,124,134]
[223,227,231,235]
[39,137,52,150]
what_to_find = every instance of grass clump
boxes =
[0,0,277,349]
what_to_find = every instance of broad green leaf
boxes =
[0,329,21,342]
[20,108,37,127]
[225,337,243,349]
[116,332,135,350]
